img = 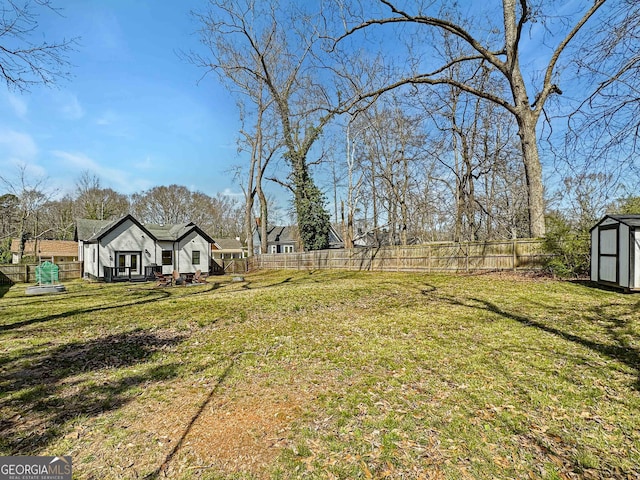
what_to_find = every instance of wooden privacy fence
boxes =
[0,261,83,285]
[211,258,248,275]
[250,239,550,273]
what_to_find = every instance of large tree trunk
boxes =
[504,0,546,238]
[244,195,254,258]
[258,187,268,254]
[517,113,546,238]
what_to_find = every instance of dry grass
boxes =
[0,271,639,479]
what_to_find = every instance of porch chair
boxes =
[193,269,208,284]
[172,270,185,286]
[154,271,172,287]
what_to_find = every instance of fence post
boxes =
[512,239,517,272]
[466,243,469,273]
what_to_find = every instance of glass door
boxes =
[116,252,141,276]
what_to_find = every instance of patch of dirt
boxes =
[134,369,321,478]
[181,390,305,475]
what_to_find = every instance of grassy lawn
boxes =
[0,270,639,479]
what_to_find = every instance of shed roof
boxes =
[590,214,640,231]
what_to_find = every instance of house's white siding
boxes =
[90,219,156,278]
[79,216,212,280]
[156,241,175,275]
[177,231,210,273]
[82,243,99,278]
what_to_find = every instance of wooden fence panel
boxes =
[0,261,83,284]
[250,239,548,274]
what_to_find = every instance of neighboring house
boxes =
[75,214,214,281]
[253,225,299,255]
[353,228,420,248]
[10,239,79,264]
[212,238,246,260]
[590,214,640,292]
[253,224,343,254]
[328,225,345,249]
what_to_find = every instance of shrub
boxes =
[543,214,591,278]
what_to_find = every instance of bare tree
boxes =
[40,194,75,240]
[130,185,193,225]
[332,0,608,238]
[130,185,243,239]
[232,77,281,256]
[192,0,336,251]
[0,164,52,262]
[74,172,129,221]
[568,0,640,174]
[0,0,77,92]
[354,102,425,245]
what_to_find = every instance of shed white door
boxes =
[598,227,618,283]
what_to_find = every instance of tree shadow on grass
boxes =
[0,283,218,334]
[420,287,640,477]
[425,289,640,391]
[0,329,185,454]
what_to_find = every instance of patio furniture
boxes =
[193,269,208,284]
[155,271,172,287]
[172,270,185,286]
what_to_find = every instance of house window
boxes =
[162,250,172,266]
[270,245,277,254]
[192,250,200,265]
[283,245,294,253]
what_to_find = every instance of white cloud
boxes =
[96,110,118,126]
[7,94,28,119]
[0,129,38,161]
[94,110,134,139]
[52,150,148,194]
[56,92,85,120]
[135,155,153,170]
[221,188,243,197]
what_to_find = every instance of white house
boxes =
[75,214,214,281]
[590,214,640,292]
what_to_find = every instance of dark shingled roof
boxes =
[75,218,118,241]
[144,223,195,241]
[75,215,214,243]
[214,238,244,251]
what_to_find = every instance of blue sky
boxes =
[1,0,628,214]
[0,0,244,199]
